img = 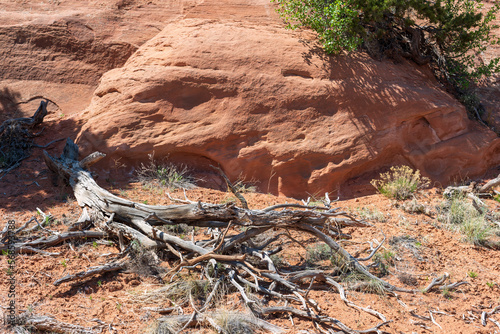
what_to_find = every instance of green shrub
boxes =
[273,0,500,118]
[371,166,430,200]
[438,195,493,245]
[275,0,363,54]
[494,194,500,203]
[460,216,493,245]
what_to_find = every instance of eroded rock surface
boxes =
[2,0,499,198]
[0,0,196,118]
[77,0,500,197]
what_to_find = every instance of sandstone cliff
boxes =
[77,0,500,197]
[2,0,499,198]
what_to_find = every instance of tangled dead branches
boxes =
[0,139,463,333]
[0,100,48,172]
[0,100,475,332]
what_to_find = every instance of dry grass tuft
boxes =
[371,166,430,200]
[136,153,196,191]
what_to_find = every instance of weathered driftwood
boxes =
[39,138,468,333]
[479,174,500,193]
[43,140,395,282]
[53,261,127,286]
[20,314,95,334]
[445,175,500,199]
[0,231,107,253]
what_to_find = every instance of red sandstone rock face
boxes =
[0,21,136,85]
[76,0,500,198]
[1,0,499,198]
[0,0,194,117]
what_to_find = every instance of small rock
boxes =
[124,273,139,283]
[107,282,123,292]
[128,280,141,286]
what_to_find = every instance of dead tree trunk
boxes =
[40,138,467,333]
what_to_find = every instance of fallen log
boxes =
[20,314,95,334]
[40,138,465,333]
[53,261,127,286]
[479,174,500,193]
[0,231,107,253]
